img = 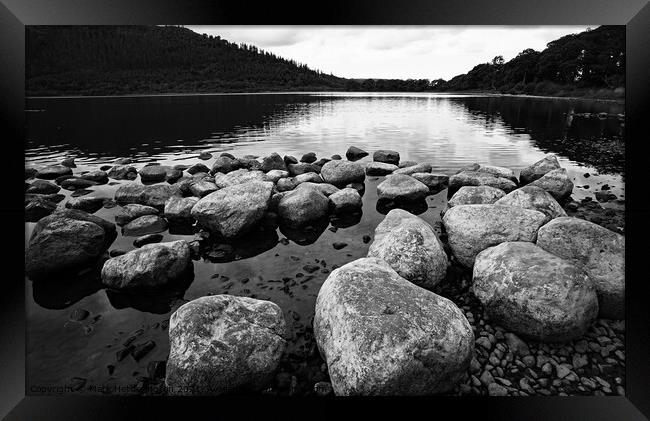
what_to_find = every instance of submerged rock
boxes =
[536,217,625,319]
[80,170,109,184]
[494,185,566,223]
[373,149,400,165]
[114,204,159,226]
[442,204,547,268]
[65,195,106,214]
[314,257,474,395]
[166,295,287,395]
[529,168,574,202]
[278,183,330,227]
[320,160,365,187]
[519,155,561,185]
[365,162,398,176]
[447,185,505,208]
[101,240,191,290]
[191,181,273,238]
[473,242,599,341]
[377,174,429,202]
[368,209,447,289]
[122,215,168,237]
[328,188,362,214]
[345,146,368,161]
[60,178,99,190]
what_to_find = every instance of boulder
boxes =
[114,157,133,165]
[377,174,429,202]
[265,169,289,183]
[191,181,273,238]
[447,186,506,208]
[294,172,323,185]
[165,168,184,184]
[198,151,212,160]
[442,204,547,267]
[366,162,398,176]
[101,240,191,290]
[107,164,138,180]
[133,233,163,248]
[164,196,199,224]
[460,164,517,184]
[189,180,219,198]
[411,173,448,193]
[393,163,432,176]
[314,183,340,197]
[283,155,298,166]
[52,208,117,243]
[278,184,330,227]
[25,214,106,278]
[320,160,365,187]
[80,170,109,184]
[35,164,73,180]
[235,157,261,171]
[214,169,266,188]
[60,157,76,168]
[210,156,241,174]
[187,163,210,175]
[373,150,400,165]
[314,257,474,395]
[26,180,60,195]
[328,188,362,214]
[520,155,561,185]
[166,295,287,395]
[261,152,288,172]
[115,183,146,205]
[301,152,317,163]
[287,162,321,176]
[368,209,447,289]
[529,168,574,202]
[473,242,599,341]
[345,146,369,161]
[60,178,99,190]
[494,185,566,223]
[139,165,168,182]
[25,197,57,222]
[449,171,516,194]
[65,195,106,213]
[123,215,168,237]
[115,204,159,226]
[398,160,418,168]
[536,217,625,319]
[139,184,180,209]
[276,178,297,192]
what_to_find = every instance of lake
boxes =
[25,92,626,396]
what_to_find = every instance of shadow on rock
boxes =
[279,216,329,246]
[202,228,279,263]
[376,198,428,215]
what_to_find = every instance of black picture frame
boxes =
[2,0,649,419]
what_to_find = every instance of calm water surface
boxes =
[25,93,625,394]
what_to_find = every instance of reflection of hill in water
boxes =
[455,96,625,175]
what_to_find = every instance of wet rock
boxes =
[301,152,317,163]
[529,168,574,202]
[276,178,297,192]
[520,155,561,185]
[595,191,617,202]
[131,340,156,361]
[115,204,159,226]
[261,152,288,172]
[393,163,432,176]
[464,164,518,184]
[448,186,506,208]
[314,258,474,395]
[494,185,567,223]
[133,233,164,247]
[101,240,192,290]
[377,174,429,202]
[314,158,331,167]
[362,235,371,244]
[198,151,212,160]
[442,204,547,268]
[70,308,90,321]
[210,156,241,174]
[115,183,146,205]
[284,155,298,166]
[288,163,321,176]
[165,168,184,184]
[164,196,199,224]
[114,158,133,165]
[26,180,61,195]
[189,180,219,198]
[331,154,342,160]
[398,161,417,168]
[537,217,624,319]
[235,157,261,171]
[123,215,168,236]
[139,165,168,182]
[328,188,362,214]
[60,178,99,190]
[473,242,599,341]
[365,162,398,176]
[313,183,340,197]
[214,169,266,188]
[278,184,329,227]
[319,160,366,188]
[265,169,290,183]
[373,150,400,165]
[411,173,448,193]
[26,214,106,279]
[449,171,516,194]
[65,195,106,213]
[165,295,287,395]
[345,146,369,161]
[139,184,180,209]
[25,167,38,179]
[294,172,323,185]
[80,170,109,184]
[332,242,348,250]
[191,181,273,238]
[107,164,138,180]
[25,197,57,222]
[35,164,73,180]
[187,163,210,175]
[368,209,448,289]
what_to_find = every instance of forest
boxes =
[26,25,624,98]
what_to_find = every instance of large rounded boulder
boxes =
[278,183,330,226]
[447,185,505,208]
[528,168,574,202]
[448,170,516,195]
[373,149,400,165]
[536,217,625,319]
[519,155,561,185]
[314,257,474,395]
[165,295,287,395]
[320,160,365,187]
[377,174,429,202]
[191,181,273,238]
[101,240,192,290]
[472,242,599,341]
[442,204,547,268]
[368,209,448,289]
[494,185,567,223]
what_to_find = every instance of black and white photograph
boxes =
[23,24,627,398]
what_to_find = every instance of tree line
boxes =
[26,25,624,98]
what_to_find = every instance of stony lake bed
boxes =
[24,93,625,397]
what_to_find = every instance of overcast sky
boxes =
[186,26,591,80]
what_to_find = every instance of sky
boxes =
[186,26,592,80]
